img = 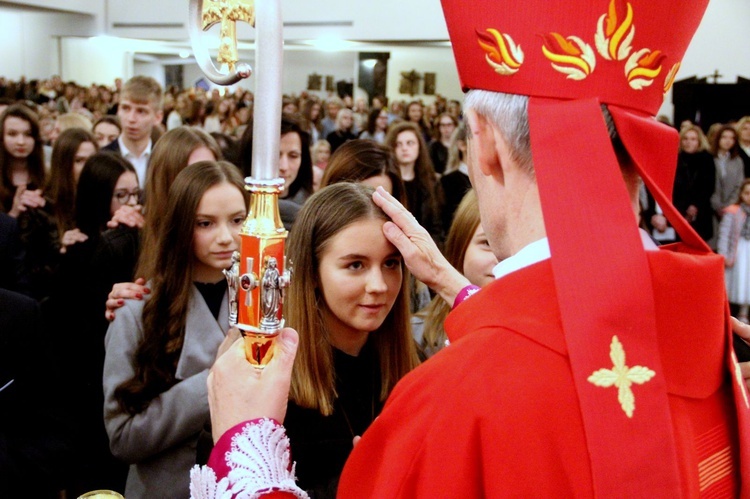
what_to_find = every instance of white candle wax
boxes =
[251,0,283,181]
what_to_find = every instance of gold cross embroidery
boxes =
[201,0,255,70]
[588,335,655,418]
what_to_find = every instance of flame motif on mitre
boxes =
[595,0,635,61]
[663,62,680,93]
[542,33,596,80]
[477,28,524,75]
[625,48,664,90]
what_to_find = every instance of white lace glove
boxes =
[190,419,308,499]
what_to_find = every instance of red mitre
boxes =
[441,0,750,496]
[441,0,710,218]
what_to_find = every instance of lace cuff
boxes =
[190,419,308,499]
[453,284,481,309]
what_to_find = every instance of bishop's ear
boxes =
[464,110,502,181]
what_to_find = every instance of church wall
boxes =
[133,61,167,88]
[0,9,96,81]
[0,12,27,81]
[385,46,462,104]
[1,0,101,15]
[60,37,132,87]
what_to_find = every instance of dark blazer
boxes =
[0,213,30,295]
[102,138,123,155]
[0,289,71,496]
[440,170,472,234]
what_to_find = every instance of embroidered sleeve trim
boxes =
[190,419,308,499]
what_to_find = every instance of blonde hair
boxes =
[287,183,419,415]
[56,113,92,132]
[679,124,709,153]
[121,75,163,110]
[736,116,750,138]
[334,108,354,132]
[311,139,331,163]
[444,123,467,175]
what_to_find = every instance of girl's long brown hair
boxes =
[385,121,441,225]
[287,183,419,416]
[47,127,98,236]
[134,126,222,280]
[115,161,247,415]
[321,139,406,205]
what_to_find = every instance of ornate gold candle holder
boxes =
[225,178,291,368]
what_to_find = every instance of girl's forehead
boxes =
[327,217,392,247]
[5,116,31,128]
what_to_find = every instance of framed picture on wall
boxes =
[424,72,436,95]
[399,70,421,96]
[326,75,335,92]
[307,73,322,91]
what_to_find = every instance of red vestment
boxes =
[338,250,746,497]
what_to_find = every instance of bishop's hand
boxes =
[208,327,299,443]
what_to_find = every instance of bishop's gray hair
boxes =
[463,90,532,173]
[463,90,621,175]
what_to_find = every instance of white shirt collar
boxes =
[458,162,469,176]
[491,229,659,280]
[492,238,550,280]
[118,136,153,159]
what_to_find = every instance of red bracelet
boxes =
[453,284,481,309]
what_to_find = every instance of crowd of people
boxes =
[0,73,474,498]
[1,55,750,497]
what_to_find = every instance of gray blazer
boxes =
[103,286,228,499]
[711,155,745,212]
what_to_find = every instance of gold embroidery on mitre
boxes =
[541,33,596,81]
[731,351,749,408]
[698,446,734,492]
[595,0,635,61]
[624,48,664,90]
[663,62,680,94]
[477,28,524,76]
[587,335,656,418]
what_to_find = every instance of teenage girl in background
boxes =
[0,104,45,217]
[718,179,750,324]
[412,190,498,359]
[103,161,247,498]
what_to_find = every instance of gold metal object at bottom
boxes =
[78,491,125,499]
[224,177,291,368]
[242,330,280,368]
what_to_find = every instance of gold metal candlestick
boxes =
[191,0,289,367]
[224,179,291,367]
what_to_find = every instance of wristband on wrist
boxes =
[453,284,481,309]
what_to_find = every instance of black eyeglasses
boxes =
[113,189,141,203]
